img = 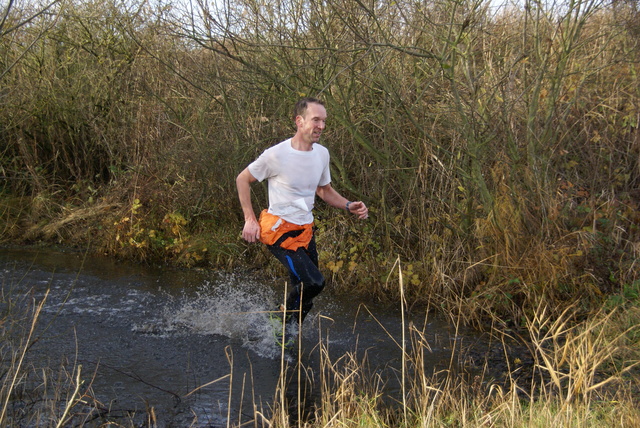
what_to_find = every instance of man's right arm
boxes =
[236,168,261,243]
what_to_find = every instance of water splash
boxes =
[132,273,292,359]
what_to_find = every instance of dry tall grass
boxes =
[260,265,640,427]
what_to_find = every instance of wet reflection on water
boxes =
[0,247,465,427]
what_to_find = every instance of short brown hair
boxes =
[293,97,324,120]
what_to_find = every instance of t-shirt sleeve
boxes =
[247,149,272,182]
[318,148,331,187]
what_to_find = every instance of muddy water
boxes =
[0,247,467,427]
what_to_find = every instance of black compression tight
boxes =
[267,235,325,324]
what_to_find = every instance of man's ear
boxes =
[294,115,303,128]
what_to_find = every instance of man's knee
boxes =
[302,278,325,299]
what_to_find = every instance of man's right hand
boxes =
[236,167,261,243]
[242,218,261,243]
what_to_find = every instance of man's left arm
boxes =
[316,183,368,220]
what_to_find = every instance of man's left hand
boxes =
[348,201,369,220]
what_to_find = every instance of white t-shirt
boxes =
[248,139,331,225]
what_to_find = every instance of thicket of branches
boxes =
[1,0,639,324]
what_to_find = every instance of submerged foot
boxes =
[269,306,298,351]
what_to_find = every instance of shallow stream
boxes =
[0,247,472,427]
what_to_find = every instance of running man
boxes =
[236,97,368,328]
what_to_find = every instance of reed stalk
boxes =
[0,289,49,424]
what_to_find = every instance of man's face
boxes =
[296,102,327,144]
